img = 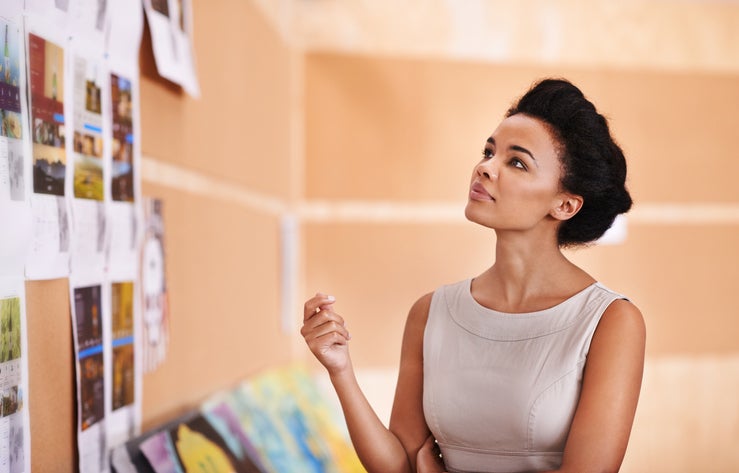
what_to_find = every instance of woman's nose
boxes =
[476,158,498,179]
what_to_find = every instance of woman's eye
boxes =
[510,158,526,170]
[481,148,493,159]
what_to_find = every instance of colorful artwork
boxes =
[140,413,263,473]
[224,365,363,473]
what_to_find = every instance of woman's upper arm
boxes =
[558,299,646,473]
[389,292,434,470]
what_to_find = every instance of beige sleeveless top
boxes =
[423,279,624,473]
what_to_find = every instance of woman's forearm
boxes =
[330,367,413,473]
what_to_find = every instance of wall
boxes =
[26,1,298,471]
[23,1,739,471]
[302,53,739,472]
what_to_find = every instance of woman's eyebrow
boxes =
[510,145,537,165]
[486,138,539,167]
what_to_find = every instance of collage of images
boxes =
[75,282,136,432]
[26,32,136,203]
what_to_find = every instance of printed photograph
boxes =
[111,137,133,202]
[0,297,22,363]
[79,352,104,430]
[112,343,134,410]
[0,19,22,86]
[73,132,104,200]
[112,281,135,410]
[42,38,64,102]
[85,77,102,114]
[111,74,133,125]
[1,110,22,139]
[111,74,135,202]
[29,34,66,196]
[74,285,103,350]
[32,119,66,196]
[1,386,20,417]
[112,282,134,338]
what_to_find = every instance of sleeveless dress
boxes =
[423,279,625,473]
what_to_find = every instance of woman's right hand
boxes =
[301,293,352,375]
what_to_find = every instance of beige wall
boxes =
[26,1,739,471]
[137,0,297,429]
[302,53,739,472]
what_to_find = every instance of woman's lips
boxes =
[469,182,494,201]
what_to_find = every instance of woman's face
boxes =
[465,113,571,235]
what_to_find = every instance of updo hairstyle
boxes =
[506,78,632,246]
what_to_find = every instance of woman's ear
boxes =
[550,193,583,221]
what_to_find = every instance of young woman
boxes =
[301,78,646,473]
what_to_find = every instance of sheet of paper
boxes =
[106,71,141,278]
[142,0,199,97]
[106,279,142,454]
[106,0,143,281]
[0,12,32,278]
[70,277,108,473]
[67,0,109,45]
[24,20,71,280]
[101,0,146,458]
[105,0,144,65]
[141,198,169,373]
[23,0,71,28]
[68,46,107,274]
[0,276,31,473]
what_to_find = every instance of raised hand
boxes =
[301,293,352,375]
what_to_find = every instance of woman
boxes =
[301,78,646,473]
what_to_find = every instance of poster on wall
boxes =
[0,277,31,473]
[70,279,109,473]
[142,0,199,97]
[68,49,107,273]
[140,198,169,373]
[104,0,144,453]
[0,12,32,279]
[105,0,143,278]
[24,24,71,280]
[106,279,142,454]
[106,72,139,276]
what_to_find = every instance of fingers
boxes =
[300,308,350,341]
[304,292,336,321]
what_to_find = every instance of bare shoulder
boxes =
[408,292,434,323]
[589,298,646,363]
[598,298,646,341]
[400,292,434,349]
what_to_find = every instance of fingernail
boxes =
[327,295,335,302]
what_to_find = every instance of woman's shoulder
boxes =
[593,296,646,352]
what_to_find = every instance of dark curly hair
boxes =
[506,78,632,247]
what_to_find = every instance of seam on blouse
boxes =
[526,360,585,450]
